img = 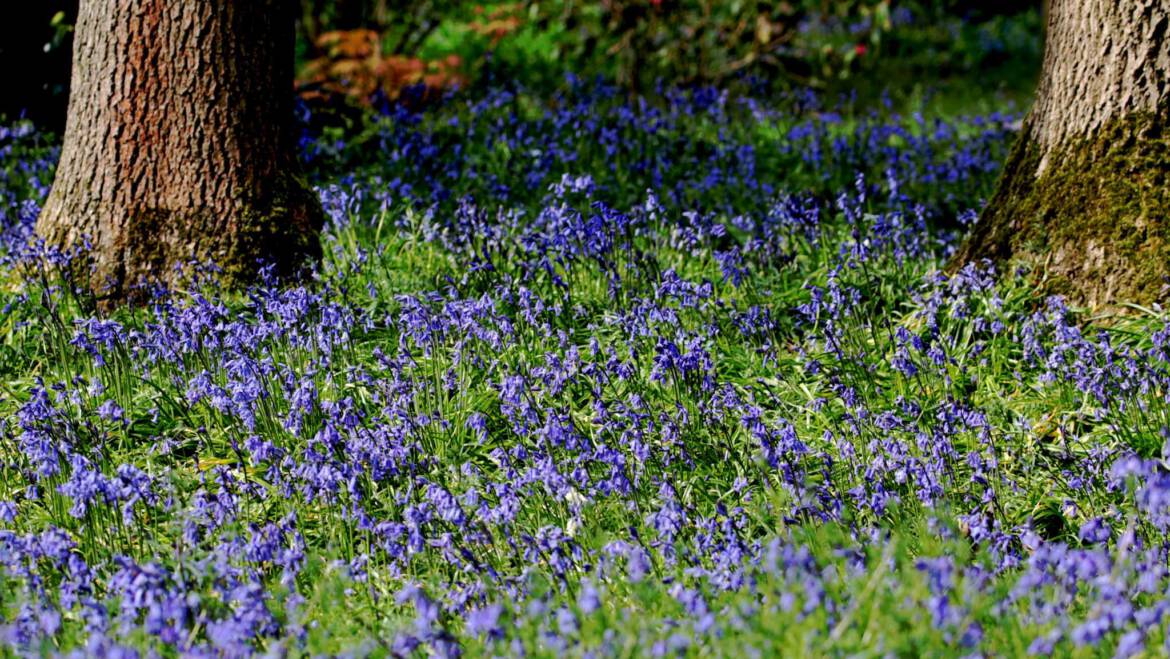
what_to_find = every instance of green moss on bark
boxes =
[955,110,1170,310]
[111,173,323,302]
[223,172,324,286]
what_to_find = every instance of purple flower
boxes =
[1078,517,1111,545]
[0,501,16,524]
[96,399,125,423]
[578,580,601,615]
[465,603,503,639]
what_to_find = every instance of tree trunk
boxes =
[952,0,1170,310]
[38,0,323,301]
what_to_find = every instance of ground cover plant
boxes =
[3,73,1170,658]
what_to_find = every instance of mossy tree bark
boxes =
[38,0,323,301]
[953,0,1170,310]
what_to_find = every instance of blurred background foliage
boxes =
[1,0,1041,133]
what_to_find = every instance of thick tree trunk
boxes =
[953,0,1170,310]
[38,0,323,301]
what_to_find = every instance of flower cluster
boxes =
[0,80,1167,657]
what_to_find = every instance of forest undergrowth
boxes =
[1,80,1168,657]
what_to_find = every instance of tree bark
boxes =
[38,0,323,301]
[953,0,1170,310]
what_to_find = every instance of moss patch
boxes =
[108,172,325,303]
[223,172,325,287]
[954,110,1170,310]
